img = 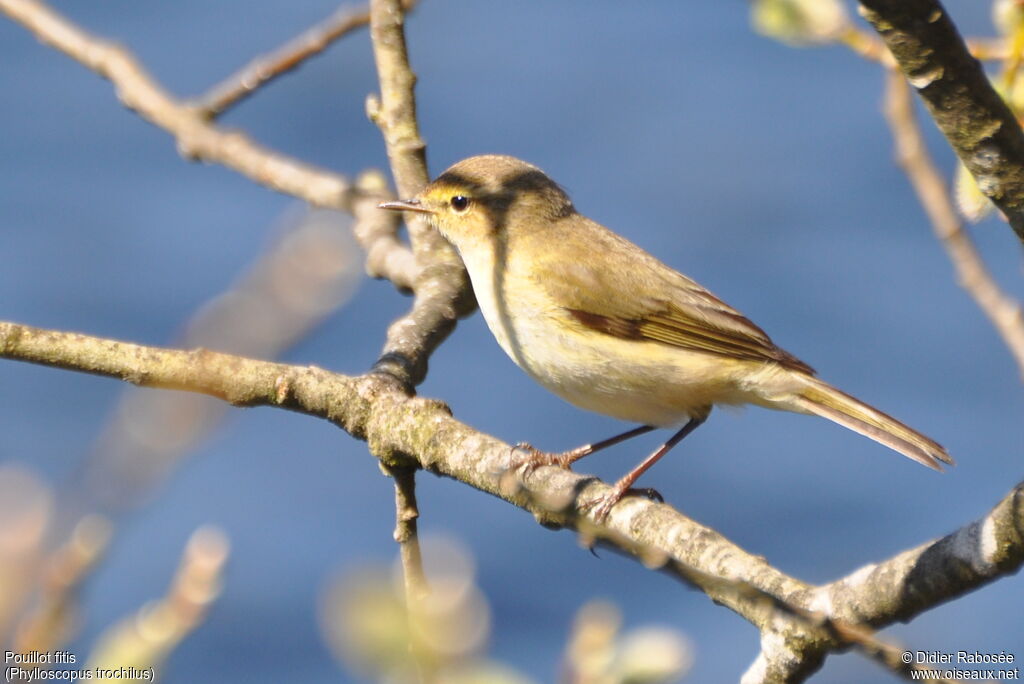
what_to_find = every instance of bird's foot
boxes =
[579,485,664,522]
[509,442,582,476]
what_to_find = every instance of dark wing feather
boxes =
[533,220,814,374]
[565,303,813,373]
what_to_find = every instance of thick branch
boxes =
[822,481,1024,627]
[0,0,354,210]
[858,0,1024,243]
[4,321,1020,677]
[746,481,1024,683]
[0,321,811,628]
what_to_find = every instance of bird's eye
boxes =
[449,195,471,213]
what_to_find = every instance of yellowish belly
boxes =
[482,302,783,427]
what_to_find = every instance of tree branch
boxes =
[352,169,420,290]
[3,320,1021,684]
[745,478,1024,683]
[858,0,1024,243]
[0,321,815,627]
[366,0,474,387]
[0,0,354,210]
[382,463,436,679]
[821,480,1024,627]
[367,0,427,209]
[388,465,427,598]
[193,4,374,118]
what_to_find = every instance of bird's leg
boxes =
[583,415,707,521]
[511,425,656,473]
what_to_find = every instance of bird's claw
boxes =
[579,494,617,522]
[509,442,574,476]
[632,487,663,503]
[579,486,664,522]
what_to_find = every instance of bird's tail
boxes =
[789,376,953,471]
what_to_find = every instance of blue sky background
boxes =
[1,1,1021,682]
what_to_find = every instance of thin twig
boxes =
[193,5,372,118]
[352,169,419,289]
[0,0,471,386]
[388,465,428,600]
[839,26,888,63]
[367,0,428,213]
[968,38,1011,62]
[1000,24,1024,95]
[366,0,462,260]
[745,599,961,684]
[883,68,1024,378]
[385,464,435,681]
[70,205,364,514]
[746,473,1024,683]
[366,0,475,387]
[0,0,354,210]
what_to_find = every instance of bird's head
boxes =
[378,155,574,250]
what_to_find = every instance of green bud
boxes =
[993,0,1024,37]
[751,0,849,46]
[955,161,995,223]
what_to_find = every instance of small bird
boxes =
[380,155,952,519]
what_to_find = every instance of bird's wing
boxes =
[535,226,814,374]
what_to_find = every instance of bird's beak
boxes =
[378,198,433,214]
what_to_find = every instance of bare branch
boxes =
[821,480,1024,627]
[746,595,963,684]
[882,69,1024,378]
[0,0,354,210]
[4,320,1019,680]
[352,169,419,289]
[385,464,436,679]
[741,478,1023,682]
[193,5,372,118]
[743,474,1023,684]
[0,0,473,386]
[388,465,427,599]
[366,0,474,386]
[859,0,1024,243]
[366,0,459,263]
[0,320,812,629]
[367,0,427,206]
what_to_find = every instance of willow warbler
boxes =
[380,155,952,519]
